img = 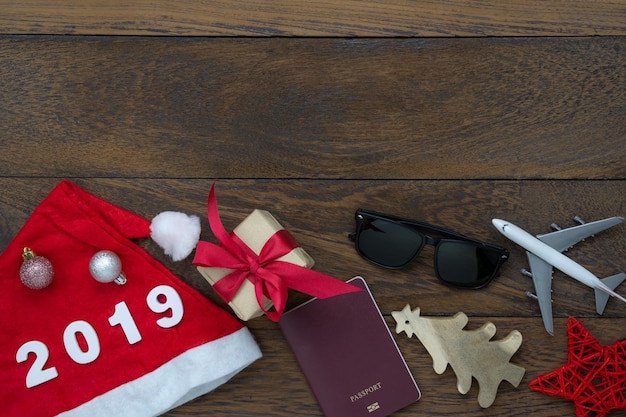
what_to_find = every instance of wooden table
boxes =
[1,2,625,416]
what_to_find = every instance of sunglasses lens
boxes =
[357,218,423,268]
[435,241,501,287]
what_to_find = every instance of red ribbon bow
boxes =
[193,184,361,321]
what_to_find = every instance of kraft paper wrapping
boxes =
[197,209,315,321]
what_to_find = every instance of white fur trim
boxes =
[150,211,201,261]
[58,328,262,417]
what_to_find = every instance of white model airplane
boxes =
[492,216,626,335]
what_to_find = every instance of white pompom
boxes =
[150,211,201,261]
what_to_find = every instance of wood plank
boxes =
[1,178,624,320]
[165,317,626,417]
[2,36,625,180]
[1,178,625,415]
[1,0,625,37]
[1,1,625,412]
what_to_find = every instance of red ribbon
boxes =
[193,184,362,321]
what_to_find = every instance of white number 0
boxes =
[63,321,100,365]
[16,285,184,388]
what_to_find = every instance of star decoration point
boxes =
[530,317,626,417]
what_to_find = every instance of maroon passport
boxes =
[279,276,420,417]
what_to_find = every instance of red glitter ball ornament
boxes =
[529,317,626,417]
[19,247,54,289]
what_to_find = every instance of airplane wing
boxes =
[526,251,555,335]
[536,217,624,253]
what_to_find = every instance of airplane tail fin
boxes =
[595,273,626,314]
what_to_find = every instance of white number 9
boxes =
[146,285,184,328]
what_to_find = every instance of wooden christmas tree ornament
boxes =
[392,304,525,408]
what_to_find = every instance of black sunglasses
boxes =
[349,209,509,289]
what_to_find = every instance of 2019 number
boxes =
[16,284,184,388]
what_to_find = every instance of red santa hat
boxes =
[0,180,261,417]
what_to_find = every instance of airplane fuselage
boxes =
[492,219,600,289]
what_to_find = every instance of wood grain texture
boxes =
[0,178,624,416]
[2,36,625,180]
[159,317,626,417]
[1,1,625,415]
[1,0,625,37]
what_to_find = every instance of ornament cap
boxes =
[22,247,36,261]
[114,272,127,285]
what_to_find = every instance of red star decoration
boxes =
[529,317,626,417]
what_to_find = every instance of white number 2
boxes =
[16,341,59,388]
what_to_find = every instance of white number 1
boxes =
[109,302,142,344]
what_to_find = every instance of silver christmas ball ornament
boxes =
[19,247,54,290]
[89,250,127,285]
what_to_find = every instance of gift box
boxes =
[197,209,315,320]
[193,184,362,322]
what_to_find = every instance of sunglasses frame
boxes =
[349,209,510,288]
